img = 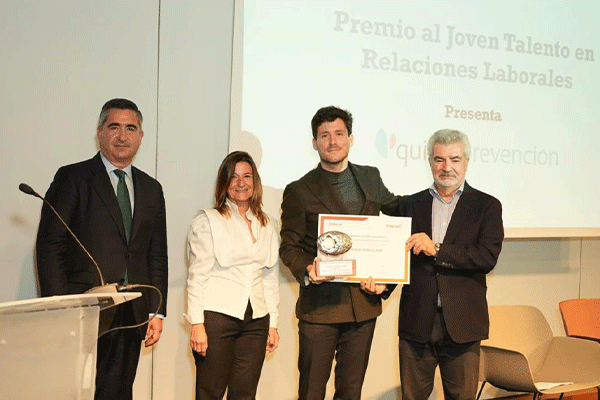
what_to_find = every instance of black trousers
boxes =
[297,318,377,400]
[399,309,481,400]
[193,302,269,400]
[95,302,143,400]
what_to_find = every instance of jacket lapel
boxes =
[417,191,434,237]
[130,167,145,244]
[350,163,380,215]
[305,165,349,213]
[442,182,475,244]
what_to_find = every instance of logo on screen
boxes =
[375,129,396,158]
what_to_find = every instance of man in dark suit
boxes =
[280,106,399,400]
[36,98,168,400]
[395,129,503,400]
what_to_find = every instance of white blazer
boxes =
[185,199,280,328]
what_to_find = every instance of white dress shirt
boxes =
[185,199,280,328]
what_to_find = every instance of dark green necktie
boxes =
[114,169,132,285]
[114,169,133,243]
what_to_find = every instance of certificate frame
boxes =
[317,214,411,284]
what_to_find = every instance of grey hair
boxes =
[427,129,471,159]
[97,98,143,130]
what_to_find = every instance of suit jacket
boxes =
[36,152,168,335]
[395,182,503,343]
[279,162,399,324]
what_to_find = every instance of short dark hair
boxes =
[97,98,143,130]
[311,106,353,139]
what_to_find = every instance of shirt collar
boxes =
[225,198,256,221]
[100,152,133,177]
[429,181,465,203]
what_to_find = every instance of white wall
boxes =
[1,1,598,399]
[151,1,234,398]
[1,0,160,301]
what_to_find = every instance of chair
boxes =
[477,305,600,400]
[559,298,600,343]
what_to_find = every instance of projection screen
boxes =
[230,0,600,238]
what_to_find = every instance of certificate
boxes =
[316,214,411,284]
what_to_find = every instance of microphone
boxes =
[19,183,40,197]
[20,182,112,290]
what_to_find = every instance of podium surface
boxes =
[0,293,140,400]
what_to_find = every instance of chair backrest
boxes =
[559,298,600,342]
[484,305,554,374]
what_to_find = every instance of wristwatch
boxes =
[434,243,441,258]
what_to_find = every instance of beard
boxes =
[434,174,463,191]
[318,147,349,166]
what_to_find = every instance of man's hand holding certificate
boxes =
[315,214,411,284]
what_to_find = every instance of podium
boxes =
[0,292,140,400]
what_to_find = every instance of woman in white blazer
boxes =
[186,151,280,400]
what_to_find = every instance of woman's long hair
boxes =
[214,151,267,226]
